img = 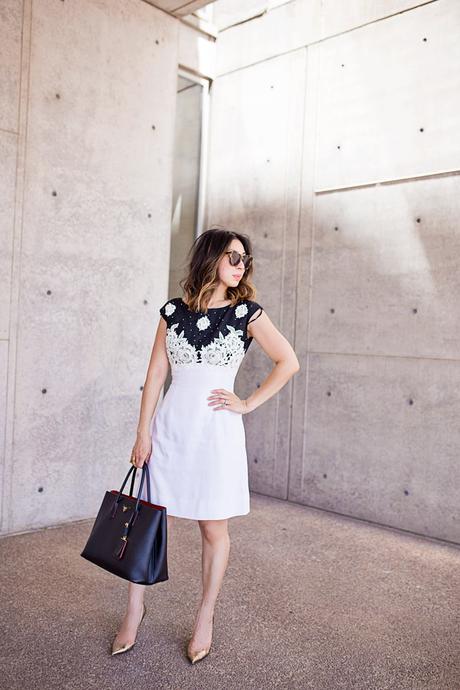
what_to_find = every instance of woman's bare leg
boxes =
[112,515,175,647]
[112,582,146,647]
[188,518,230,653]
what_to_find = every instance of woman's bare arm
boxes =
[136,317,170,436]
[243,310,300,413]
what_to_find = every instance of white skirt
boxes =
[140,364,250,520]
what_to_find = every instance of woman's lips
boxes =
[232,274,242,279]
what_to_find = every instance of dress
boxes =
[140,296,264,520]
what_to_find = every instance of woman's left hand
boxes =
[207,388,248,414]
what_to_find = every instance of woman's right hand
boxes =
[130,431,152,468]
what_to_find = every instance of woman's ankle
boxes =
[126,600,144,616]
[196,604,214,621]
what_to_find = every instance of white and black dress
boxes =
[140,296,264,520]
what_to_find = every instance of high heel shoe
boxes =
[111,603,147,656]
[187,613,214,664]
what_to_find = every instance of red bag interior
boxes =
[110,490,166,511]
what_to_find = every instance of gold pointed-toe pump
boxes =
[111,603,147,656]
[187,613,214,664]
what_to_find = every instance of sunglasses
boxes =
[225,250,253,269]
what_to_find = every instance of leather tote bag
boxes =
[80,463,168,585]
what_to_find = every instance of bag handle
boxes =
[110,462,152,519]
[111,463,152,559]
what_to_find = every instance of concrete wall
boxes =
[2,0,458,544]
[205,0,460,543]
[0,0,214,535]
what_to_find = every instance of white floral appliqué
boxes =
[196,315,211,331]
[164,302,176,316]
[201,325,245,366]
[235,303,248,318]
[166,324,199,366]
[165,323,245,368]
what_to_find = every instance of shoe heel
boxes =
[111,603,147,656]
[187,613,214,664]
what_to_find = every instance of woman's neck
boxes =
[207,291,230,308]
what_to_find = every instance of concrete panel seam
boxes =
[2,0,32,533]
[315,168,460,195]
[286,47,309,501]
[300,44,323,497]
[218,10,268,34]
[308,351,460,364]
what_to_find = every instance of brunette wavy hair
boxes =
[179,226,258,313]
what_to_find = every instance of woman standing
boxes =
[111,227,300,663]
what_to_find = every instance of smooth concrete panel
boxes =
[320,0,436,37]
[309,176,460,360]
[0,0,22,131]
[288,352,460,544]
[6,0,178,532]
[216,0,321,75]
[208,0,460,543]
[0,131,17,339]
[214,0,436,76]
[205,49,306,498]
[316,0,460,190]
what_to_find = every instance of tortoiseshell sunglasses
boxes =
[224,250,253,269]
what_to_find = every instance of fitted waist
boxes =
[169,362,238,389]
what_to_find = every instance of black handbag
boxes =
[80,463,168,585]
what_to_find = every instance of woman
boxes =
[111,227,300,663]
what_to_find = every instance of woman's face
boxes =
[217,239,247,288]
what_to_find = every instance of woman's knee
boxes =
[198,518,229,543]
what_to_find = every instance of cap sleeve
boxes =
[159,298,178,326]
[159,301,168,322]
[244,300,264,340]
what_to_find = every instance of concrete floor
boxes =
[0,492,459,690]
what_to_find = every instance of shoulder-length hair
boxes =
[179,226,258,313]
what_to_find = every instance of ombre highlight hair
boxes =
[179,227,258,313]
